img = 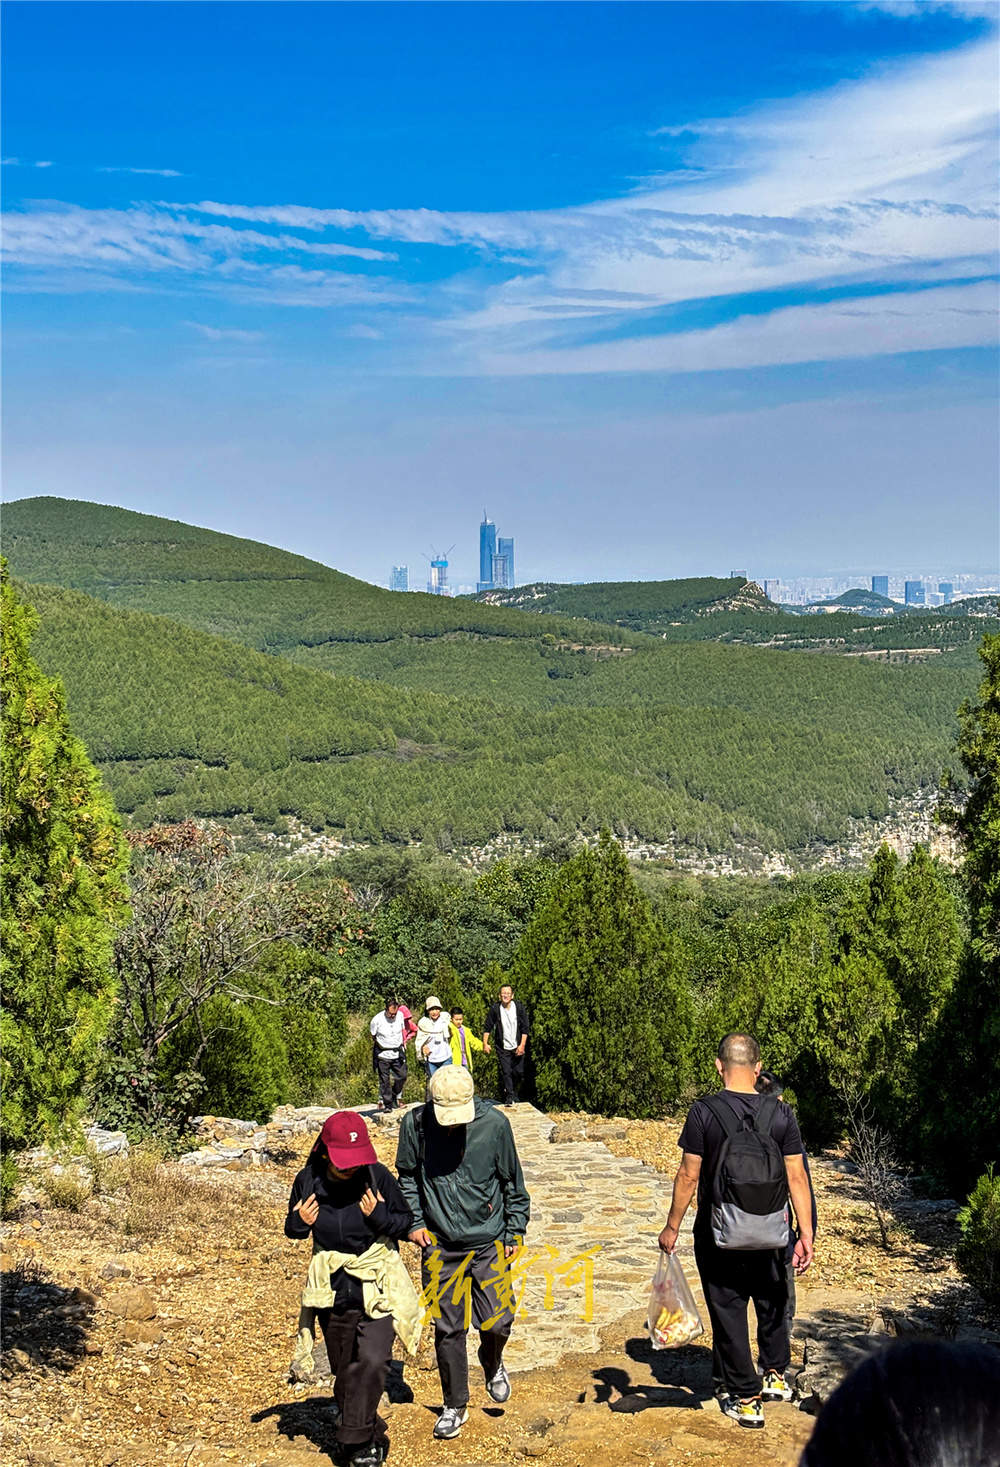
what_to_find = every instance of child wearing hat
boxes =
[285,1112,416,1467]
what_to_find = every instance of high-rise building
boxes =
[478,513,497,592]
[498,536,515,588]
[904,580,925,606]
[938,582,954,604]
[871,575,889,598]
[428,555,450,596]
[764,579,782,602]
[390,565,408,592]
[491,553,509,589]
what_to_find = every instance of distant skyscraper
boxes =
[491,552,509,589]
[904,580,925,606]
[938,582,953,604]
[428,555,450,596]
[871,575,889,598]
[764,579,782,602]
[390,565,408,592]
[479,513,497,592]
[498,536,515,588]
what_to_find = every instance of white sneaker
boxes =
[720,1394,765,1428]
[433,1406,469,1439]
[486,1362,511,1403]
[760,1370,794,1402]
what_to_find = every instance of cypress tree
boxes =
[1,569,128,1202]
[923,633,1000,1190]
[511,831,692,1116]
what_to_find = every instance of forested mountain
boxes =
[474,575,769,629]
[13,578,976,855]
[2,497,628,653]
[5,496,994,858]
[474,571,994,661]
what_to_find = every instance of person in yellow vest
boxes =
[448,1008,484,1074]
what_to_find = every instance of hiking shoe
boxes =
[485,1362,511,1403]
[720,1395,765,1428]
[760,1370,794,1402]
[433,1407,469,1439]
[349,1444,384,1467]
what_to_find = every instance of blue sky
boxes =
[3,1,998,586]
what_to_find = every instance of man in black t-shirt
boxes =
[658,1033,814,1430]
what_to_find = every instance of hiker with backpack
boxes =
[395,1066,530,1442]
[658,1033,815,1430]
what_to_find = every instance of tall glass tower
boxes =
[497,537,515,588]
[478,513,497,591]
[390,565,408,592]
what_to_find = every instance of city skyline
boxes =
[3,3,997,585]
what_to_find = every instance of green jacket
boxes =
[395,1098,530,1250]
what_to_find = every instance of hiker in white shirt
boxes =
[416,996,453,1082]
[369,998,409,1112]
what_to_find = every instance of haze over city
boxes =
[3,2,998,586]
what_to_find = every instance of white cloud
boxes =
[3,34,996,375]
[98,166,185,178]
[184,322,264,342]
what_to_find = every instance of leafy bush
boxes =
[957,1167,1000,1305]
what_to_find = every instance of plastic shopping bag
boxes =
[646,1250,704,1349]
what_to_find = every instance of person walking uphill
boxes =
[395,1067,530,1441]
[483,984,529,1105]
[658,1033,815,1430]
[416,996,453,1082]
[285,1113,420,1467]
[369,997,409,1112]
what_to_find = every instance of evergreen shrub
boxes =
[957,1167,1000,1305]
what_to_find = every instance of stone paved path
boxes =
[370,1101,701,1376]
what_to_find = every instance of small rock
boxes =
[107,1287,156,1321]
[8,1348,32,1372]
[99,1262,131,1281]
[123,1319,165,1345]
[84,1341,104,1356]
[520,1441,551,1458]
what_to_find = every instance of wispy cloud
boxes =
[98,166,185,177]
[184,321,264,342]
[2,36,996,376]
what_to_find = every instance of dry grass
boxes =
[39,1167,92,1213]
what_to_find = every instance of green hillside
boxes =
[474,575,766,630]
[16,578,977,855]
[474,570,993,663]
[4,496,992,858]
[2,497,629,653]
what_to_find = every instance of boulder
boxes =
[106,1287,156,1321]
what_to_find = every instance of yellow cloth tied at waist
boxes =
[292,1240,422,1379]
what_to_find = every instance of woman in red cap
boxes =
[285,1111,415,1467]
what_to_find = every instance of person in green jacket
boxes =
[448,1008,484,1074]
[396,1067,530,1442]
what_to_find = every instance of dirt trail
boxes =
[1,1107,980,1467]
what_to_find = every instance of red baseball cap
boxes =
[319,1112,377,1170]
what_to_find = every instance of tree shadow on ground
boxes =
[1,1260,96,1374]
[591,1336,713,1412]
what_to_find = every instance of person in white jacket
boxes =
[415,996,453,1082]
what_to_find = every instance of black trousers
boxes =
[694,1238,790,1400]
[316,1308,394,1448]
[422,1241,514,1409]
[376,1054,407,1109]
[496,1047,524,1103]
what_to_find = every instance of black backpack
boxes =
[703,1093,790,1251]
